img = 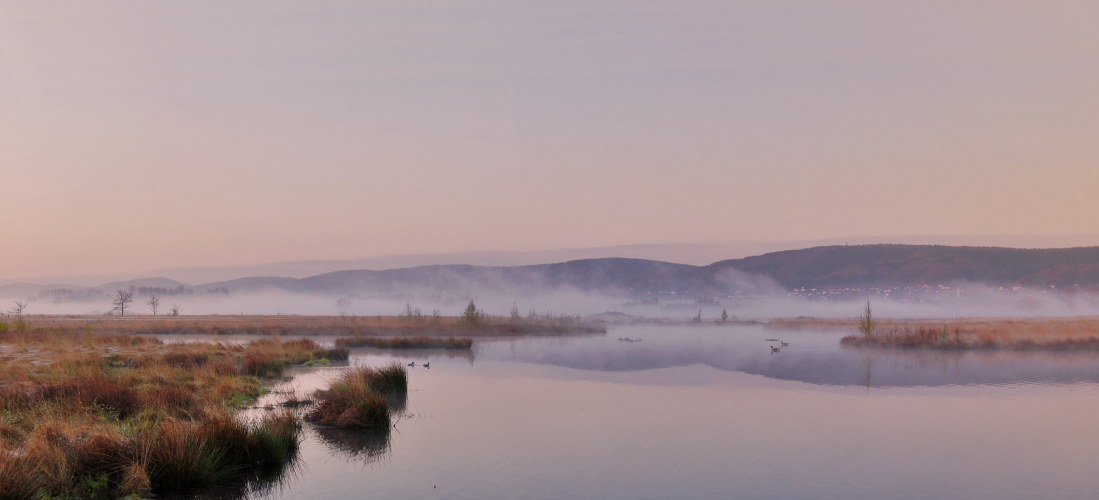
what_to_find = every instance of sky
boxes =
[2,0,1098,280]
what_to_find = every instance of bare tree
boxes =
[113,289,134,316]
[147,294,160,315]
[168,303,182,316]
[336,298,351,315]
[9,300,27,316]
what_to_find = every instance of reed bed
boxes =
[0,330,345,499]
[306,364,408,430]
[7,314,604,338]
[838,317,1099,350]
[335,336,473,350]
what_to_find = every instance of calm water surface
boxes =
[194,325,1099,499]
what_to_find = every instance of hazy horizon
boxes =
[5,233,1099,287]
[3,1,1099,280]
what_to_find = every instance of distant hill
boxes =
[709,244,1099,289]
[201,259,746,296]
[193,245,1099,296]
[6,245,1099,301]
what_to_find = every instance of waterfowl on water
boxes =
[781,341,789,347]
[423,362,431,368]
[770,346,780,353]
[408,361,415,367]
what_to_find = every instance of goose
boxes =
[407,361,415,367]
[423,362,431,368]
[780,341,789,347]
[770,346,780,353]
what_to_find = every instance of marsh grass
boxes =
[306,364,407,431]
[0,331,335,499]
[335,336,473,350]
[840,317,1099,350]
[15,313,604,338]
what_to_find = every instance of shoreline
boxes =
[0,314,606,337]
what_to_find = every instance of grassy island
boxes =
[829,317,1099,350]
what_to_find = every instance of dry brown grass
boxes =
[306,363,407,430]
[7,314,604,339]
[0,330,342,499]
[335,336,473,349]
[778,316,1099,349]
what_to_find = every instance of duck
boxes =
[407,361,415,367]
[770,346,780,353]
[423,362,431,368]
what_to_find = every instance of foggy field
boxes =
[0,313,605,338]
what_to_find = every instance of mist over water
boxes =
[6,284,1099,319]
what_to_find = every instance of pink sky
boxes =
[2,1,1098,279]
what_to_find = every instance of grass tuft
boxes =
[306,364,407,430]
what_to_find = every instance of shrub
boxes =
[857,300,875,337]
[457,300,482,326]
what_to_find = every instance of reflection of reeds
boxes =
[314,427,392,464]
[335,336,473,349]
[306,364,408,430]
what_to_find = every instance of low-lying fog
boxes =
[4,285,1099,320]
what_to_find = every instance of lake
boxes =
[202,324,1099,499]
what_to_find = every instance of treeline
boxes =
[129,285,193,297]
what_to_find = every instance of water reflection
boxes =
[313,427,392,465]
[149,327,1099,500]
[477,326,1099,387]
[348,347,476,365]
